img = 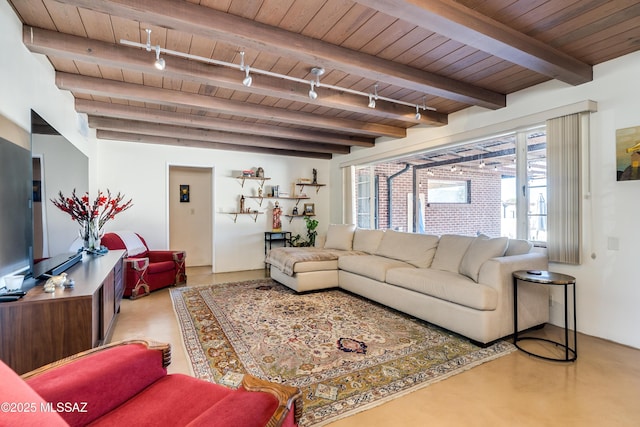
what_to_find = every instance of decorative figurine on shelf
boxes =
[43,272,67,293]
[312,168,318,184]
[272,202,282,231]
[258,187,263,197]
[292,206,298,216]
[256,167,264,178]
[240,195,245,213]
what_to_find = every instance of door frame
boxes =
[166,162,216,273]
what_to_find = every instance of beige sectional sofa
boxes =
[266,225,549,345]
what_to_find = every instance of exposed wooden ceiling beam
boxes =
[23,26,447,126]
[53,0,506,109]
[88,117,350,154]
[97,130,332,159]
[354,0,593,85]
[75,100,374,148]
[55,72,406,138]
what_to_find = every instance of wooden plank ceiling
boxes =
[8,0,640,159]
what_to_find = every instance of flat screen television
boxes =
[0,131,33,281]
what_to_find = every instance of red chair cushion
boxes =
[27,344,167,426]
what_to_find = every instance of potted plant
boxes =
[291,216,319,247]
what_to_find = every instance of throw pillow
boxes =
[352,228,385,253]
[375,230,439,268]
[323,224,356,250]
[505,239,534,256]
[459,236,509,282]
[430,234,475,273]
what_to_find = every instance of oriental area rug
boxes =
[170,279,514,426]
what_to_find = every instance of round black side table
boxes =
[513,270,577,362]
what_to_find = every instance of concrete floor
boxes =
[110,267,640,426]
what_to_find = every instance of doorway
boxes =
[168,166,214,269]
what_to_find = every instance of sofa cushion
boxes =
[89,374,235,426]
[459,236,509,282]
[430,234,475,273]
[352,228,385,253]
[339,254,413,282]
[293,259,339,273]
[386,268,498,311]
[374,230,439,268]
[323,224,356,250]
[505,238,533,256]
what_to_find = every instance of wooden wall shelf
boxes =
[296,183,325,194]
[284,214,315,223]
[236,176,270,188]
[246,196,310,207]
[226,211,263,222]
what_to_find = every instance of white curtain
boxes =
[342,166,355,225]
[546,113,582,264]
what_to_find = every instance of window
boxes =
[352,127,547,241]
[427,179,470,204]
[356,166,375,229]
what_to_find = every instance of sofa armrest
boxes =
[23,340,170,426]
[478,253,549,292]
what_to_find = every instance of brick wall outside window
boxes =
[370,163,503,237]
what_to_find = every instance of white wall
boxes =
[32,134,88,256]
[0,1,94,185]
[330,51,640,349]
[96,140,330,272]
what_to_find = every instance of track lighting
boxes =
[308,81,318,100]
[479,160,485,168]
[242,66,252,87]
[123,32,439,113]
[154,45,165,70]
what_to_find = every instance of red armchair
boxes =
[101,232,187,299]
[0,340,301,427]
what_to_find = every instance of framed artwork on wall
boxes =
[180,184,190,202]
[616,125,640,181]
[304,203,315,215]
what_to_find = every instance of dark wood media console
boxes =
[0,250,125,374]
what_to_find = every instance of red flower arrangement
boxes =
[51,189,133,249]
[51,189,133,229]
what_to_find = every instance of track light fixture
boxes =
[242,66,252,87]
[479,159,485,168]
[145,29,165,70]
[368,84,378,108]
[308,67,324,100]
[154,45,165,70]
[122,32,438,113]
[308,81,318,100]
[239,51,252,87]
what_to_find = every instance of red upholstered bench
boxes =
[0,340,301,427]
[101,232,187,299]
